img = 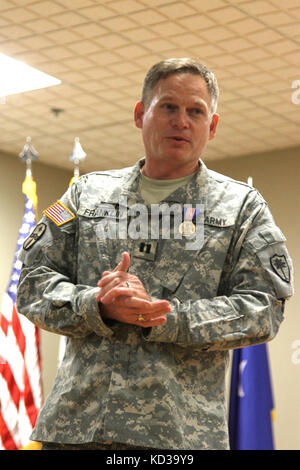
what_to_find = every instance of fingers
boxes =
[98,296,171,327]
[135,315,168,328]
[113,251,130,273]
[96,287,170,315]
[97,275,146,304]
[98,251,131,288]
[95,251,171,328]
[122,297,171,314]
[98,271,128,289]
[98,255,150,304]
[96,285,133,304]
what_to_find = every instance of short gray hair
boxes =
[141,58,219,114]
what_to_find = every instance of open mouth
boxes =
[167,136,189,143]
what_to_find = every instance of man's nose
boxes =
[171,110,189,128]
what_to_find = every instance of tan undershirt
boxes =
[138,171,195,205]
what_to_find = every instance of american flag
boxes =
[43,201,74,226]
[0,195,43,450]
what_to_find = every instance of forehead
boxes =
[152,73,211,105]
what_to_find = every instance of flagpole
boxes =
[19,137,38,217]
[57,138,87,369]
[68,137,86,186]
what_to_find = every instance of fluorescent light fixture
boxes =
[0,52,61,97]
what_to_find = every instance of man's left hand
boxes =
[95,252,171,327]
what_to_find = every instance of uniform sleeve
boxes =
[16,181,114,339]
[143,195,294,351]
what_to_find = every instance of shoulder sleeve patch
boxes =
[270,254,291,283]
[43,201,75,226]
[23,223,46,250]
[246,227,294,299]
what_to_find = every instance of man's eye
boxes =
[162,103,175,111]
[190,108,202,115]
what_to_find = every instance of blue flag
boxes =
[228,343,275,450]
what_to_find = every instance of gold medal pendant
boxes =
[179,220,196,236]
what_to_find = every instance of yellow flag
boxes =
[69,174,79,187]
[22,174,38,216]
[20,441,42,450]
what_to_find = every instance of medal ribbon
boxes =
[183,207,199,222]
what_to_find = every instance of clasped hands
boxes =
[95,252,171,328]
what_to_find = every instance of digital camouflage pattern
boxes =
[16,159,293,450]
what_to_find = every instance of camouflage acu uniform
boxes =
[16,159,293,450]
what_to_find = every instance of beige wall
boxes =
[0,147,299,450]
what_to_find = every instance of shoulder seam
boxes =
[207,169,256,190]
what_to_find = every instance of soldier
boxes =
[16,58,293,450]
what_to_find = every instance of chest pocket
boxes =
[77,204,131,272]
[152,216,236,301]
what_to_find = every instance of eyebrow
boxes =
[159,95,208,109]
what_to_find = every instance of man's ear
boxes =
[134,101,145,129]
[208,113,219,141]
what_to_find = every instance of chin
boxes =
[167,152,196,164]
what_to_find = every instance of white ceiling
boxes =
[0,0,300,174]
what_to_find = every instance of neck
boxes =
[141,160,199,180]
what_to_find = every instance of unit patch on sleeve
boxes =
[270,254,291,283]
[23,223,46,250]
[43,201,75,226]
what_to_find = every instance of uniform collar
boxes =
[107,158,210,208]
